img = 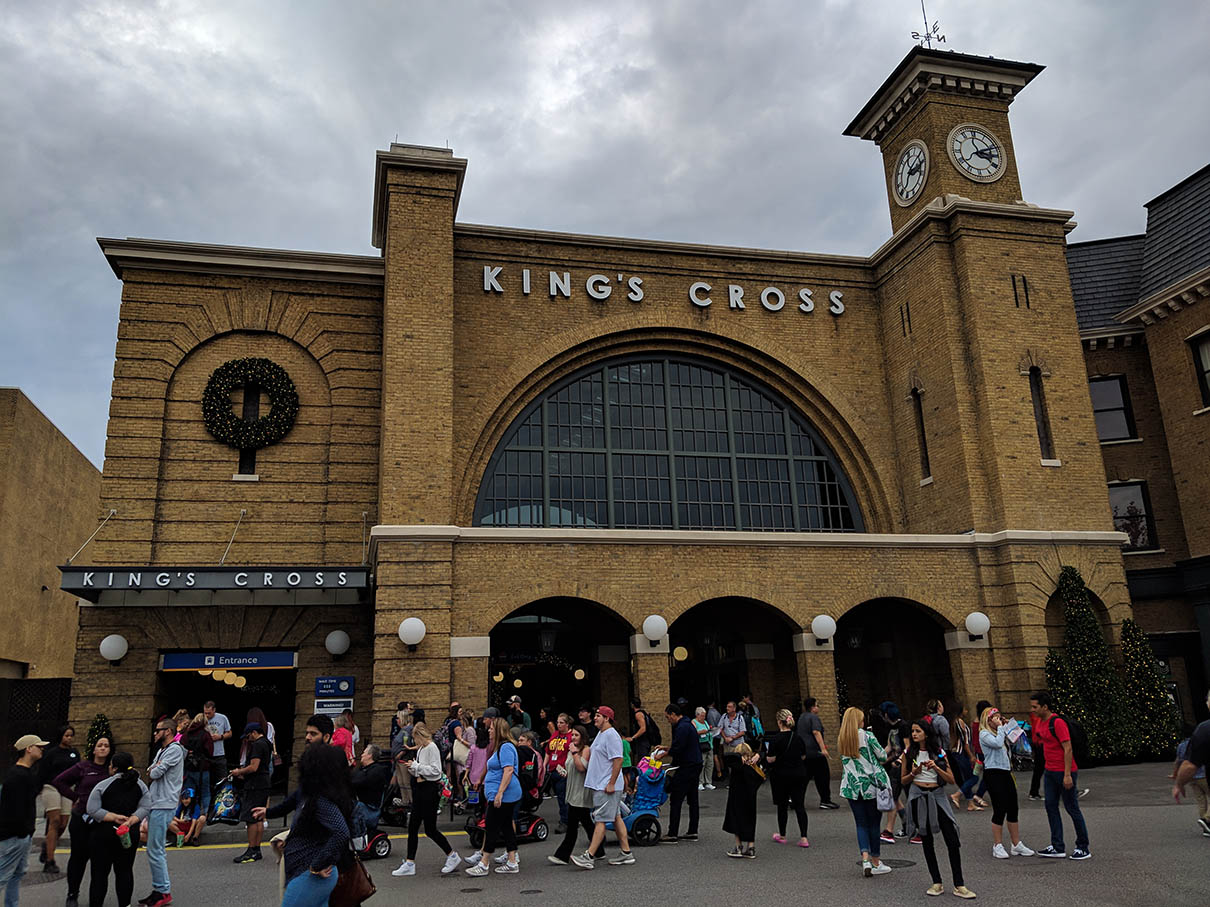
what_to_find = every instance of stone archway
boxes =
[668,597,801,715]
[833,598,956,720]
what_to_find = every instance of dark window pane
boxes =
[1094,410,1131,441]
[1088,378,1125,411]
[1109,483,1154,550]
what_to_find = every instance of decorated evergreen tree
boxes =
[1043,566,1137,760]
[85,713,114,756]
[1120,617,1180,756]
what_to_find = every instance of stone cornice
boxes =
[97,237,384,285]
[1079,325,1145,351]
[371,143,468,249]
[844,47,1044,144]
[369,524,1126,562]
[1114,265,1210,327]
[454,222,871,272]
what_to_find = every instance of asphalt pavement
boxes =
[19,763,1209,906]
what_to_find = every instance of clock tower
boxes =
[844,47,1043,233]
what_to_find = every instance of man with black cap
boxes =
[231,723,272,864]
[507,696,531,731]
[0,733,47,902]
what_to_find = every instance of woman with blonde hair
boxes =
[722,742,765,858]
[464,717,521,875]
[391,724,461,877]
[978,706,1033,859]
[838,706,893,877]
[765,708,809,847]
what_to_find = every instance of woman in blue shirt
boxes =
[465,718,521,876]
[978,707,1034,860]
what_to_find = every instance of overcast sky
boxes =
[2,0,1207,466]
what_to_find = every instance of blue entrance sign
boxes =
[159,650,297,672]
[316,676,355,697]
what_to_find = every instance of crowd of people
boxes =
[0,686,1204,906]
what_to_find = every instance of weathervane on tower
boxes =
[911,0,946,48]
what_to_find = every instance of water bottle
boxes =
[116,825,132,850]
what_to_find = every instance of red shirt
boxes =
[1032,715,1077,773]
[546,732,572,770]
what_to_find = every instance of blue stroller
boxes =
[605,759,678,846]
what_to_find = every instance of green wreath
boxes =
[202,358,299,451]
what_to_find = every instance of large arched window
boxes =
[474,357,864,531]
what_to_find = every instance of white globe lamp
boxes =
[965,611,991,640]
[398,617,427,650]
[99,634,129,663]
[325,630,351,656]
[810,615,837,642]
[641,614,668,647]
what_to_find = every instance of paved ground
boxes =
[20,763,1209,905]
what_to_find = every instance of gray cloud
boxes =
[2,0,1207,465]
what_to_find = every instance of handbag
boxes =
[452,736,471,764]
[329,853,376,906]
[875,782,895,812]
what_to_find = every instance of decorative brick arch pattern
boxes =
[94,272,381,566]
[455,327,896,533]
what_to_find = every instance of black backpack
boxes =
[1048,715,1091,766]
[183,731,208,773]
[517,744,540,792]
[643,711,662,747]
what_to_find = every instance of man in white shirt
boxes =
[571,706,634,869]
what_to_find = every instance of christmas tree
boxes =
[85,713,114,757]
[1120,617,1180,756]
[1043,566,1137,760]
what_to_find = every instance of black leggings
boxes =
[407,782,452,860]
[88,824,137,907]
[1030,749,1045,797]
[982,768,1019,825]
[66,812,91,897]
[554,804,606,861]
[911,801,963,887]
[771,776,809,838]
[483,801,517,854]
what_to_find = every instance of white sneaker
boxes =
[442,851,462,874]
[391,860,416,877]
[1011,841,1035,857]
[698,783,705,791]
[870,861,892,875]
[493,853,510,865]
[465,863,488,876]
[464,851,482,865]
[493,861,519,873]
[992,844,1009,859]
[706,784,716,790]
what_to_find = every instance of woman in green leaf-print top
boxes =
[838,707,893,878]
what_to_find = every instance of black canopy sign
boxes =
[61,566,369,602]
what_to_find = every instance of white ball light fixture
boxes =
[810,615,837,641]
[99,634,129,662]
[965,611,991,638]
[325,630,351,656]
[398,617,427,649]
[641,614,668,645]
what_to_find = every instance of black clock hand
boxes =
[908,161,923,176]
[972,147,998,162]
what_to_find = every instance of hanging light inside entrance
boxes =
[573,669,586,680]
[213,669,228,680]
[234,676,247,689]
[672,646,689,662]
[513,679,523,689]
[493,672,504,682]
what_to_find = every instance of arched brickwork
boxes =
[455,327,896,533]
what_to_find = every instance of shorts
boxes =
[40,785,71,815]
[712,737,723,755]
[590,788,625,824]
[239,786,270,825]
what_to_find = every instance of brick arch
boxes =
[833,594,960,632]
[455,327,895,532]
[462,586,636,637]
[662,590,801,630]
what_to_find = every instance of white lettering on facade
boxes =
[522,269,531,295]
[263,573,273,586]
[586,274,612,300]
[689,282,712,307]
[128,573,141,586]
[287,572,301,587]
[83,572,94,586]
[798,288,814,313]
[760,287,785,312]
[338,572,348,586]
[314,572,325,585]
[156,573,171,587]
[483,266,503,292]
[728,285,745,310]
[185,573,195,587]
[829,290,845,315]
[550,271,571,297]
[627,276,644,302]
[234,572,248,587]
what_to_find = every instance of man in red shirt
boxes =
[544,713,573,833]
[1029,691,1091,860]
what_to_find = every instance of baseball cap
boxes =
[15,734,49,751]
[508,695,522,705]
[483,707,500,719]
[596,706,615,721]
[242,722,263,737]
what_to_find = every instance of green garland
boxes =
[202,358,299,451]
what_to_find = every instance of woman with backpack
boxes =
[179,714,213,843]
[877,701,909,844]
[765,709,809,848]
[464,717,522,876]
[624,699,656,789]
[978,706,1034,859]
[838,706,892,878]
[902,718,975,899]
[85,751,152,907]
[391,724,461,877]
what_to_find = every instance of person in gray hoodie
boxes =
[139,718,185,907]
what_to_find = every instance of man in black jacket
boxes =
[0,733,49,901]
[657,703,702,845]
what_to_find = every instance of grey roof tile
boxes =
[1066,235,1145,332]
[1141,164,1210,299]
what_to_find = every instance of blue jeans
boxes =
[0,835,30,907]
[846,797,881,858]
[281,867,339,906]
[147,808,172,892]
[551,773,568,825]
[1043,770,1089,851]
[184,770,211,813]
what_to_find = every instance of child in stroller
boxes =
[604,755,677,846]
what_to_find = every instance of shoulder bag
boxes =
[329,852,376,906]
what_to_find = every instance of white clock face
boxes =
[947,124,1005,183]
[893,140,929,205]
